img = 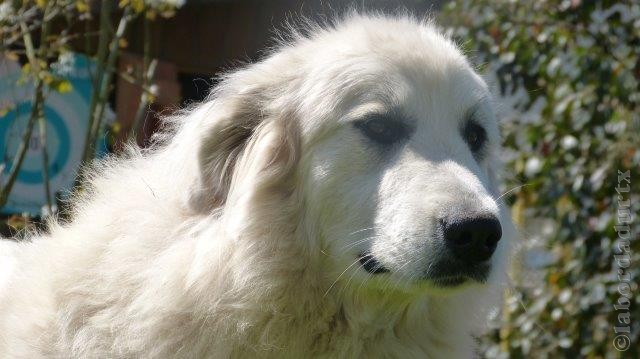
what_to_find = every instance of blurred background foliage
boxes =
[0,0,183,222]
[441,0,639,357]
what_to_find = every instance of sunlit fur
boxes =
[0,13,515,358]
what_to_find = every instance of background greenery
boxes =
[440,0,639,357]
[0,0,183,219]
[2,1,638,357]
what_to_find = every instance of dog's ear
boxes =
[188,78,300,212]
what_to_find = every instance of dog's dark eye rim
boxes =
[353,114,411,146]
[462,119,487,153]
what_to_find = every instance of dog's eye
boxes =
[354,116,409,146]
[463,120,487,153]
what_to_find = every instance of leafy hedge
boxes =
[440,1,639,357]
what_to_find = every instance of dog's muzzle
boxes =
[358,214,502,288]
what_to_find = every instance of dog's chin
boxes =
[423,260,491,288]
[359,253,491,292]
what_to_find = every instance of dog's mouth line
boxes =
[427,272,488,287]
[429,275,472,287]
[358,252,390,274]
[356,254,491,286]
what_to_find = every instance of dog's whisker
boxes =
[495,183,530,202]
[323,258,363,298]
[342,255,375,299]
[348,227,377,236]
[381,259,412,293]
[338,236,379,251]
[424,261,435,278]
[504,273,553,337]
[355,270,372,294]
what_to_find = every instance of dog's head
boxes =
[184,14,514,296]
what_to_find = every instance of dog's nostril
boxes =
[484,232,499,250]
[452,230,472,246]
[442,216,502,263]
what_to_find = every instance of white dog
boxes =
[0,14,515,358]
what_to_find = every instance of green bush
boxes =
[440,1,640,357]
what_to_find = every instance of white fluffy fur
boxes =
[0,14,515,358]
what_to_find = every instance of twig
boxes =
[130,16,157,140]
[81,5,135,165]
[38,6,54,215]
[0,19,47,209]
[0,3,73,52]
[79,0,114,168]
[130,59,157,140]
[0,84,42,209]
[38,100,52,214]
[117,70,157,96]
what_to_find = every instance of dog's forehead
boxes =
[293,16,494,134]
[319,59,491,127]
[403,68,493,125]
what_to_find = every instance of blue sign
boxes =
[0,53,102,214]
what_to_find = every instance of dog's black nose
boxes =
[442,215,502,263]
